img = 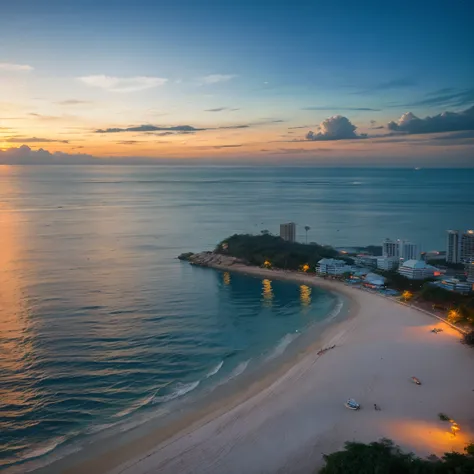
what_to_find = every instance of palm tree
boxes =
[304,226,310,244]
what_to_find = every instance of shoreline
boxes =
[37,263,474,474]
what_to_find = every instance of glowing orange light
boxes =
[302,264,310,272]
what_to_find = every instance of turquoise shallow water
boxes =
[0,166,472,470]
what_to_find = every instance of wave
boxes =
[217,359,250,386]
[112,392,156,418]
[206,361,224,378]
[326,297,344,321]
[18,435,69,463]
[265,332,300,361]
[153,381,200,404]
[351,181,363,185]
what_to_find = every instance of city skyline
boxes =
[0,1,473,165]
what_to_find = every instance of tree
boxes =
[304,226,311,244]
[261,229,270,235]
[319,439,474,474]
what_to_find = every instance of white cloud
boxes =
[0,63,34,72]
[306,115,367,141]
[200,74,236,85]
[78,75,168,92]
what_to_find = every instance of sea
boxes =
[0,166,473,471]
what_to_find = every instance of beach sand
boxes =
[43,265,474,474]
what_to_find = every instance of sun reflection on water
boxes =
[300,284,312,307]
[262,279,273,306]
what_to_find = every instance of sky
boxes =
[0,0,473,165]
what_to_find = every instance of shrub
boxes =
[319,439,474,473]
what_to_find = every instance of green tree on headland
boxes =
[216,234,350,270]
[319,439,474,473]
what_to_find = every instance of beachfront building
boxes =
[354,254,378,268]
[399,240,420,261]
[436,278,472,294]
[280,222,296,242]
[376,256,399,271]
[316,258,354,276]
[382,238,399,258]
[422,250,446,262]
[363,272,387,289]
[398,260,441,280]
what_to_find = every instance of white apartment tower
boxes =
[446,230,460,263]
[399,240,420,261]
[446,229,474,263]
[382,238,399,258]
[461,230,474,261]
[280,222,296,242]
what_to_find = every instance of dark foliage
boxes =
[216,234,347,270]
[420,284,465,304]
[464,330,474,346]
[319,439,474,474]
[374,270,431,291]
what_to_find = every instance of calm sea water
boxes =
[0,166,473,470]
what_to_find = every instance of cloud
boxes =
[357,78,416,94]
[205,107,240,112]
[398,88,474,108]
[211,144,242,149]
[96,124,204,133]
[0,145,98,165]
[95,122,260,134]
[0,63,33,72]
[5,137,69,144]
[302,106,380,111]
[387,106,474,135]
[199,74,236,85]
[78,75,167,92]
[57,99,91,106]
[117,140,140,145]
[371,126,384,130]
[305,115,367,141]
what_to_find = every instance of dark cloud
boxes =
[302,106,380,111]
[204,107,239,112]
[5,136,69,144]
[117,140,140,145]
[306,115,367,141]
[371,126,384,130]
[387,106,474,135]
[96,124,203,133]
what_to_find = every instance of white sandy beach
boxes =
[48,265,474,474]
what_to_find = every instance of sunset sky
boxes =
[0,0,473,165]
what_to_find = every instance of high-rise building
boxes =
[399,240,420,261]
[280,222,296,242]
[461,230,474,261]
[446,229,474,263]
[446,230,460,263]
[382,238,399,258]
[465,258,474,285]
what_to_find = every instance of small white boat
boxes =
[344,398,360,410]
